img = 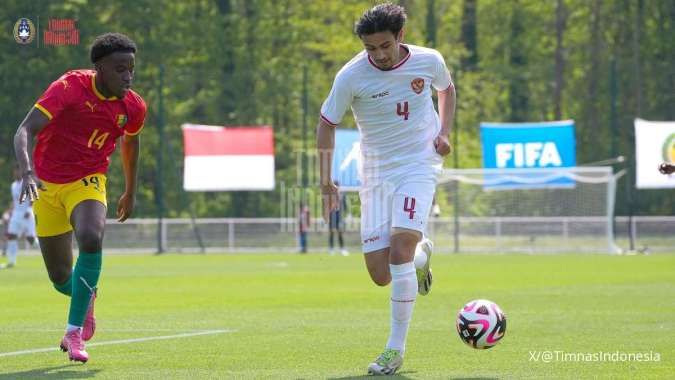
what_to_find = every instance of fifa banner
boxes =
[332,129,361,189]
[480,120,576,189]
[635,118,675,189]
[182,124,275,191]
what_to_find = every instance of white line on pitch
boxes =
[10,328,219,333]
[0,329,235,358]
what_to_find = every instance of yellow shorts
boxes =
[34,174,108,237]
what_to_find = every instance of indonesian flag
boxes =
[182,124,275,191]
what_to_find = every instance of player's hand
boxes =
[116,192,135,222]
[659,162,675,175]
[20,171,42,203]
[321,182,339,223]
[434,134,452,156]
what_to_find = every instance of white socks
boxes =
[386,261,417,353]
[6,240,18,266]
[66,324,81,333]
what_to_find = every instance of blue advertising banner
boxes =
[332,129,361,189]
[480,120,576,189]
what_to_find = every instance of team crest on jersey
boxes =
[14,18,35,45]
[411,78,425,94]
[116,114,128,128]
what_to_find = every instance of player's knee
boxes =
[75,228,104,252]
[369,270,391,286]
[388,246,415,266]
[389,232,420,264]
[48,266,72,284]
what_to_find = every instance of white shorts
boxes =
[359,169,438,253]
[7,212,36,238]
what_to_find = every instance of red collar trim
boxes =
[367,45,411,71]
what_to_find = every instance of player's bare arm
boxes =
[434,82,455,157]
[317,118,339,222]
[659,162,675,175]
[14,107,50,203]
[117,133,140,222]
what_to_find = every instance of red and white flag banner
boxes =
[182,124,275,191]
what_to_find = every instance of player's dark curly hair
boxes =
[90,33,136,63]
[354,2,407,38]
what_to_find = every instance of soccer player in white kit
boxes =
[317,3,455,375]
[4,165,37,268]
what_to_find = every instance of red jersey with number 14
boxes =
[33,69,147,184]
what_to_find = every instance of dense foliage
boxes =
[1,0,673,217]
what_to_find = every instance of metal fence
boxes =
[87,216,674,254]
[7,216,671,254]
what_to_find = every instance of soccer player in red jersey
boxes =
[13,33,146,363]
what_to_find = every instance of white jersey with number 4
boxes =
[321,44,452,180]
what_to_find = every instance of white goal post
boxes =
[434,167,623,254]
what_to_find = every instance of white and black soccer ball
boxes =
[456,299,506,349]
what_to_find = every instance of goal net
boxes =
[431,167,622,254]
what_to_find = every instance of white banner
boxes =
[182,124,275,191]
[634,118,675,189]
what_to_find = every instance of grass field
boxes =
[1,252,674,379]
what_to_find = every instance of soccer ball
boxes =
[456,299,506,349]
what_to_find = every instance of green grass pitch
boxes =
[1,252,673,379]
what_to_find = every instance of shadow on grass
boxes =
[0,365,101,379]
[327,370,416,379]
[326,374,500,380]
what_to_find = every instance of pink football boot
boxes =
[60,329,89,363]
[82,289,97,341]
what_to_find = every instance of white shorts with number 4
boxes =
[359,170,438,253]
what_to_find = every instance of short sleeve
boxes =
[124,95,147,136]
[431,51,453,91]
[34,75,75,120]
[320,71,353,126]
